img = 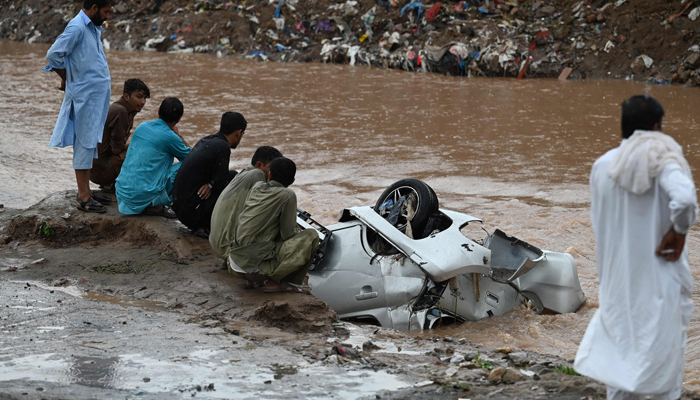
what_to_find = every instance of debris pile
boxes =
[1,0,700,81]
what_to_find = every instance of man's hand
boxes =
[54,68,67,91]
[656,228,686,262]
[198,183,212,199]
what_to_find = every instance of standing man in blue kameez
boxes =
[44,0,113,213]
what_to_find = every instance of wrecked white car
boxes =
[297,179,586,330]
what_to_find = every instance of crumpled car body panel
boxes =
[305,206,586,330]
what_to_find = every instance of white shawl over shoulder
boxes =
[607,130,692,195]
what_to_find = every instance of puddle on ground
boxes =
[82,292,167,311]
[269,364,298,380]
[70,356,121,389]
[0,350,410,399]
[0,258,32,271]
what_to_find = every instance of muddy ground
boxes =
[1,191,699,399]
[2,0,700,84]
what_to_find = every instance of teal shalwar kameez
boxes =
[115,119,190,214]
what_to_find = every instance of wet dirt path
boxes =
[2,39,700,390]
[0,280,413,399]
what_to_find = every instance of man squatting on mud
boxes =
[226,158,320,294]
[575,95,698,400]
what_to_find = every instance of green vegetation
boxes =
[86,261,144,274]
[38,222,55,237]
[474,352,493,370]
[554,365,581,376]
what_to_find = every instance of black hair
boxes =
[84,0,113,9]
[269,157,296,187]
[123,78,150,98]
[251,146,283,167]
[220,112,248,136]
[158,97,184,124]
[621,95,665,139]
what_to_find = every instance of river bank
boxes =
[2,0,700,83]
[0,190,613,399]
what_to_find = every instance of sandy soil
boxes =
[2,0,699,83]
[0,190,621,399]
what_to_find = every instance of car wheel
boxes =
[374,178,439,239]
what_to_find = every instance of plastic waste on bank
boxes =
[689,6,700,21]
[401,2,423,19]
[426,3,441,21]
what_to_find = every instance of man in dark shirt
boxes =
[90,78,150,191]
[172,112,246,237]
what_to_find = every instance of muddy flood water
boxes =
[2,39,700,389]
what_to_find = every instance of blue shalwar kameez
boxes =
[44,10,111,169]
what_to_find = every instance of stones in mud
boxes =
[488,367,505,382]
[507,351,529,365]
[449,354,465,364]
[200,319,219,328]
[502,369,526,383]
[495,347,512,354]
[362,340,378,351]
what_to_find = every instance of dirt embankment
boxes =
[0,190,338,334]
[1,0,700,83]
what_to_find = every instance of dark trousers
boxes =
[174,170,237,231]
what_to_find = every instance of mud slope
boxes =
[1,190,337,333]
[1,0,699,83]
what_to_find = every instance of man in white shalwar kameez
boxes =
[575,95,697,400]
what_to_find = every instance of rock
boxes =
[200,320,219,328]
[450,354,465,364]
[552,26,570,40]
[113,3,128,14]
[580,384,599,396]
[537,6,556,18]
[488,367,506,382]
[586,14,597,23]
[508,351,528,364]
[502,369,526,383]
[445,366,459,377]
[495,347,512,354]
[443,336,454,342]
[685,53,700,68]
[590,44,597,51]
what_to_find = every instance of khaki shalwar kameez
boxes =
[228,181,319,285]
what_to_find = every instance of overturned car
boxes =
[297,179,586,330]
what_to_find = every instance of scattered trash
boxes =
[603,40,615,53]
[690,7,700,21]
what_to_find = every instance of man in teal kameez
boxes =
[115,97,191,217]
[228,157,319,293]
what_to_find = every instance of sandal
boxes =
[98,185,116,194]
[91,194,112,205]
[263,282,311,294]
[141,206,177,219]
[76,195,106,213]
[244,280,266,290]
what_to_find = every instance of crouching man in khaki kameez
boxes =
[227,157,319,293]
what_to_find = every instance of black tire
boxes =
[374,178,439,239]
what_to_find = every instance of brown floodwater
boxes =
[2,39,700,389]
